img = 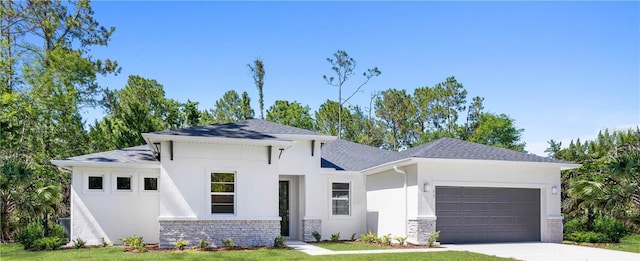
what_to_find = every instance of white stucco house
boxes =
[52,119,579,247]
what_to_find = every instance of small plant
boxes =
[394,235,407,246]
[119,235,146,252]
[427,231,440,247]
[273,235,285,248]
[101,237,109,247]
[49,224,67,241]
[330,232,340,242]
[381,234,392,246]
[72,238,86,249]
[34,237,65,250]
[311,231,321,242]
[593,215,631,243]
[351,233,357,241]
[360,229,378,244]
[222,237,235,249]
[176,239,189,250]
[198,240,210,250]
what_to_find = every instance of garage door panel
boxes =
[436,186,541,244]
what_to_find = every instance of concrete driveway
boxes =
[445,243,640,261]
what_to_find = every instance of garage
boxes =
[435,186,541,244]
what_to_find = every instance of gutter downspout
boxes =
[393,166,408,239]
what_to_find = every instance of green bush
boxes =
[394,235,407,245]
[101,237,109,247]
[198,240,210,250]
[380,234,392,246]
[72,238,86,249]
[311,231,321,242]
[330,233,340,242]
[563,218,585,236]
[49,224,66,241]
[176,239,189,250]
[360,230,378,244]
[350,233,357,241]
[17,223,44,249]
[568,231,609,243]
[221,237,235,249]
[34,236,65,250]
[593,215,630,243]
[428,231,440,247]
[119,235,146,252]
[273,235,285,248]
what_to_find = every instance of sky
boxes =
[86,1,640,156]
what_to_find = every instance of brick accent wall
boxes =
[159,219,280,249]
[407,218,436,245]
[302,219,322,242]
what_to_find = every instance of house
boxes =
[51,119,579,247]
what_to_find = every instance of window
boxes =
[144,177,158,191]
[332,183,350,215]
[116,176,132,191]
[211,172,235,214]
[88,176,103,190]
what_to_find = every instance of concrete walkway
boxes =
[285,240,449,256]
[445,242,640,261]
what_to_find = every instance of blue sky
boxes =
[87,1,639,156]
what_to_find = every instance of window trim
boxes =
[83,173,107,193]
[139,174,159,193]
[208,171,237,216]
[330,181,351,217]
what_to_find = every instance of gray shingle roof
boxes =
[400,137,570,164]
[321,139,399,171]
[149,119,326,140]
[66,145,157,163]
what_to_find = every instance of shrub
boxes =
[360,230,378,244]
[34,236,65,250]
[101,237,109,247]
[273,235,285,248]
[394,236,407,246]
[72,238,86,249]
[593,215,630,243]
[176,239,189,250]
[198,240,210,250]
[17,222,44,249]
[222,237,235,249]
[350,233,357,241]
[311,231,321,242]
[330,233,340,242]
[119,235,146,252]
[49,224,66,241]
[568,231,608,243]
[563,218,585,236]
[427,231,440,247]
[380,234,392,246]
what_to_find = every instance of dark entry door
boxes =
[279,181,289,236]
[435,186,541,243]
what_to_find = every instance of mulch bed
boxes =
[124,244,290,253]
[314,240,443,249]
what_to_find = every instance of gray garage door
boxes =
[435,186,540,244]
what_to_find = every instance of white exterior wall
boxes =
[71,166,160,245]
[319,170,367,240]
[417,159,562,242]
[158,141,280,220]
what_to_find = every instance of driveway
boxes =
[446,243,640,261]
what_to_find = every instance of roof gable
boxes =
[66,145,157,164]
[321,139,400,171]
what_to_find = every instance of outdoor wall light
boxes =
[423,182,430,192]
[551,185,558,195]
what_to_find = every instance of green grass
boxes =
[0,243,508,261]
[564,234,640,254]
[311,241,389,251]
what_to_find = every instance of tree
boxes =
[464,96,485,138]
[266,100,313,130]
[432,76,467,133]
[467,113,526,152]
[323,50,380,139]
[315,100,351,136]
[212,90,253,123]
[375,89,415,151]
[183,100,201,127]
[248,59,265,119]
[344,105,384,148]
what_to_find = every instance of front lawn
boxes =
[311,241,390,251]
[564,234,640,254]
[0,243,508,260]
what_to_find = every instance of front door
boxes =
[279,181,289,236]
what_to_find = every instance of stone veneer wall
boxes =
[407,218,436,245]
[159,220,280,249]
[302,219,321,242]
[546,218,563,243]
